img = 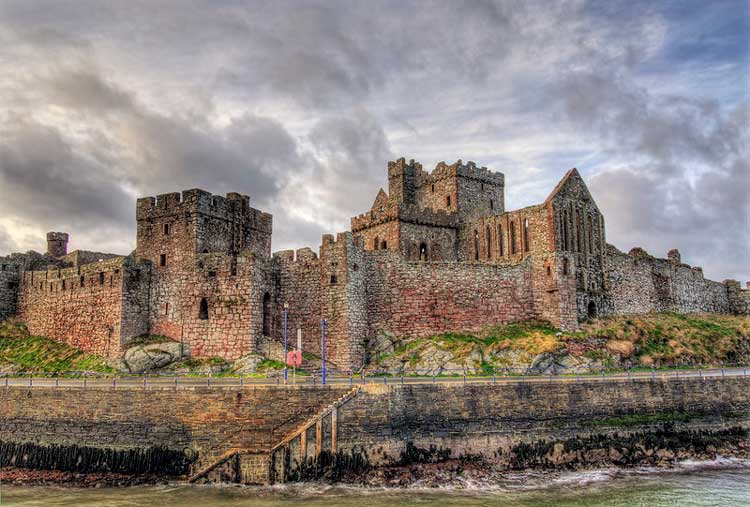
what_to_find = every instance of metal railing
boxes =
[0,363,747,389]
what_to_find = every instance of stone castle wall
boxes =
[2,161,746,369]
[604,245,732,315]
[15,258,140,357]
[147,253,270,360]
[0,257,22,322]
[726,280,750,315]
[364,250,536,340]
[272,248,323,358]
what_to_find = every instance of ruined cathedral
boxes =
[1,159,748,369]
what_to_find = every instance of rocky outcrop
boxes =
[121,341,188,373]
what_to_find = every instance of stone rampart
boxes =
[604,245,732,315]
[15,257,146,356]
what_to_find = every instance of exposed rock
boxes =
[122,341,187,373]
[233,353,265,374]
[527,351,602,375]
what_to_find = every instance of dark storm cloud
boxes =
[0,0,747,282]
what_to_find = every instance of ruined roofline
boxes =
[388,157,504,184]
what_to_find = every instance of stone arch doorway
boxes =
[587,301,597,319]
[262,292,272,336]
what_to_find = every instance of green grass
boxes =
[0,320,114,373]
[369,313,750,372]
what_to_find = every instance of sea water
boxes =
[1,462,748,506]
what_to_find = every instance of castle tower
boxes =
[135,189,273,266]
[387,158,420,205]
[46,232,69,257]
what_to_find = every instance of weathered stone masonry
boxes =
[0,378,747,483]
[1,159,747,368]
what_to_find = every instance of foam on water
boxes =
[1,463,750,506]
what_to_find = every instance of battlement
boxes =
[351,201,459,232]
[431,159,504,184]
[387,157,423,176]
[272,247,319,265]
[136,189,270,229]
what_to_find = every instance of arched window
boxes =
[163,223,170,235]
[446,195,451,207]
[473,230,479,261]
[563,258,569,275]
[562,210,570,251]
[262,292,271,335]
[485,225,492,259]
[419,242,428,261]
[199,297,209,320]
[374,236,379,250]
[381,240,387,250]
[498,224,504,256]
[576,209,583,253]
[523,218,530,252]
[490,199,494,210]
[510,222,517,255]
[587,215,594,254]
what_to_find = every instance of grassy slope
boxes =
[374,313,750,369]
[0,320,113,373]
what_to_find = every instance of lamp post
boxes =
[283,303,289,383]
[321,319,327,385]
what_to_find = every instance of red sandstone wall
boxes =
[272,248,323,359]
[365,251,535,340]
[16,259,129,357]
[148,253,268,360]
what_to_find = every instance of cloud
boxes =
[0,225,18,254]
[555,70,749,281]
[0,0,746,283]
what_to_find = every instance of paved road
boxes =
[0,367,746,389]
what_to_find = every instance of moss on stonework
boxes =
[0,320,114,373]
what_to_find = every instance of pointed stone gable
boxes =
[545,168,599,211]
[371,188,390,211]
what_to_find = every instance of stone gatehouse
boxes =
[1,159,748,369]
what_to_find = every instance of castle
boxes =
[1,159,748,369]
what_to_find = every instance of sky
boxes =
[0,0,748,282]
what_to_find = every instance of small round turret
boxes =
[46,232,69,257]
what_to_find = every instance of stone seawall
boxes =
[336,378,750,465]
[0,378,748,485]
[0,385,348,481]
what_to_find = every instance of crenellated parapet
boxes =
[351,200,458,232]
[137,189,272,234]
